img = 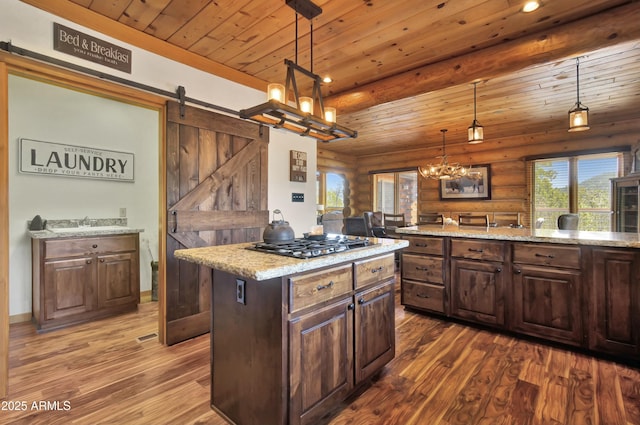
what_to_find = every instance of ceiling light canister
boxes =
[522,1,540,13]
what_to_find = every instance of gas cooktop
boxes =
[248,235,374,259]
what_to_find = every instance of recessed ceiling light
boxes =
[522,1,540,13]
[323,76,333,83]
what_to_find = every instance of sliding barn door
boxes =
[165,101,268,345]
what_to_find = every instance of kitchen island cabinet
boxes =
[174,238,407,425]
[396,224,640,361]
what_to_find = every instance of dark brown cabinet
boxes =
[210,252,397,425]
[32,234,140,331]
[511,243,582,346]
[589,247,640,356]
[401,236,446,314]
[450,239,505,326]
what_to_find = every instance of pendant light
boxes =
[419,130,468,180]
[568,57,590,132]
[468,82,484,144]
[239,0,357,142]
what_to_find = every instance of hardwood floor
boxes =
[3,290,640,425]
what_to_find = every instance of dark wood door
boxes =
[354,279,395,383]
[165,101,268,345]
[97,252,138,308]
[289,299,354,425]
[590,248,640,356]
[512,264,582,346]
[450,258,505,326]
[43,257,95,320]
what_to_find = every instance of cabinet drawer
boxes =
[44,234,137,259]
[290,264,353,312]
[403,236,444,255]
[451,239,504,262]
[402,281,444,313]
[401,253,444,285]
[513,243,580,269]
[354,254,395,288]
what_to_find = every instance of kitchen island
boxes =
[395,224,640,361]
[174,237,408,425]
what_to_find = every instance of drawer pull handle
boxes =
[535,253,555,259]
[316,281,334,291]
[92,244,98,248]
[415,243,428,247]
[416,293,430,299]
[468,248,484,253]
[416,266,429,271]
[371,266,384,273]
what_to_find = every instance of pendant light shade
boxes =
[419,130,468,180]
[568,57,590,132]
[468,82,484,144]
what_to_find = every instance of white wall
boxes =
[3,1,318,316]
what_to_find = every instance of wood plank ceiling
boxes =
[25,0,640,157]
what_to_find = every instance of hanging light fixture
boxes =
[419,129,468,180]
[239,0,357,142]
[468,82,484,144]
[568,57,590,132]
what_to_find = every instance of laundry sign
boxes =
[53,23,132,73]
[19,138,135,182]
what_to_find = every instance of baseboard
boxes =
[140,290,153,303]
[9,312,31,324]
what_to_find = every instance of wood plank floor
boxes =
[3,290,640,425]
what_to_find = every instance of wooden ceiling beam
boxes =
[325,2,640,115]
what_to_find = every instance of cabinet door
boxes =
[590,248,640,356]
[43,257,95,320]
[450,258,505,326]
[355,280,395,383]
[289,298,354,425]
[97,252,139,308]
[512,264,582,345]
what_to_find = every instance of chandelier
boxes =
[568,57,590,132]
[239,0,357,142]
[419,129,468,180]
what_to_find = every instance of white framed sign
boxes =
[19,138,135,182]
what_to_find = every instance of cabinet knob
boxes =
[514,269,522,274]
[495,267,502,273]
[348,303,355,310]
[99,259,105,263]
[358,298,365,305]
[86,260,92,264]
[92,244,98,249]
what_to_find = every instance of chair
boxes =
[383,213,406,235]
[558,213,579,230]
[343,216,368,236]
[418,213,444,225]
[320,211,344,234]
[535,217,545,229]
[363,212,387,237]
[458,213,489,227]
[492,212,521,228]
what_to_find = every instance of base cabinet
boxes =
[32,234,140,331]
[590,248,640,356]
[211,253,397,425]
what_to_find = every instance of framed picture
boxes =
[289,150,307,182]
[439,164,491,200]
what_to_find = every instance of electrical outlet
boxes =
[236,279,246,305]
[119,208,126,217]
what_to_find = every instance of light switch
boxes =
[292,193,304,202]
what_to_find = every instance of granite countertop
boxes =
[396,224,640,248]
[28,218,144,239]
[174,238,409,281]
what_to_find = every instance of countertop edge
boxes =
[28,228,145,239]
[174,239,409,281]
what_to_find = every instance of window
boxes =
[372,170,418,224]
[532,153,621,230]
[316,171,345,212]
